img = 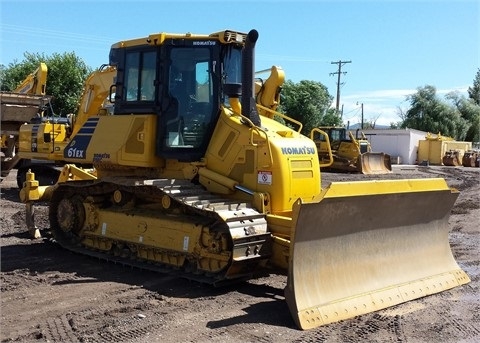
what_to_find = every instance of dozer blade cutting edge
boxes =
[285,178,470,330]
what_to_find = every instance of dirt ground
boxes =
[1,166,479,343]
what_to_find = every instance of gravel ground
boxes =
[1,166,479,343]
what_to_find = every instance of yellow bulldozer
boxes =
[312,126,392,174]
[20,29,469,330]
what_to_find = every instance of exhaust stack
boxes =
[241,29,261,127]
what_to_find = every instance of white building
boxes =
[348,128,427,165]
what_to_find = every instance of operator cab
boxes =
[109,34,244,162]
[314,127,348,150]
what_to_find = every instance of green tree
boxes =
[390,107,406,129]
[468,68,480,105]
[0,52,92,115]
[278,80,340,135]
[446,91,480,142]
[321,108,343,126]
[401,85,470,140]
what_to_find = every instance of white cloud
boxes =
[335,86,470,126]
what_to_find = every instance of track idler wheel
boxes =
[55,195,86,237]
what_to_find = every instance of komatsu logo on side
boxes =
[93,153,110,162]
[192,41,216,46]
[281,146,316,155]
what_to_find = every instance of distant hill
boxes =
[347,123,390,130]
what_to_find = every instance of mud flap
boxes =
[285,178,470,330]
[358,152,392,174]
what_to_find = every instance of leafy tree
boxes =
[278,80,340,135]
[0,65,6,88]
[0,55,43,91]
[446,91,480,142]
[468,68,480,105]
[390,107,406,128]
[0,52,92,115]
[401,85,470,140]
[321,108,343,126]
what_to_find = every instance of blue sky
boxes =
[1,0,478,126]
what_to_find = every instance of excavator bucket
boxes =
[357,152,392,174]
[443,150,461,166]
[285,178,470,330]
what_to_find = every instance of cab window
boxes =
[165,47,213,149]
[124,51,156,102]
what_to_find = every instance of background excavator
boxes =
[16,64,116,187]
[10,62,48,95]
[1,63,52,182]
[312,126,392,174]
[20,29,469,330]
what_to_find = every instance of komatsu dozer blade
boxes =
[285,178,470,330]
[358,152,392,174]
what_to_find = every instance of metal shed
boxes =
[348,128,427,165]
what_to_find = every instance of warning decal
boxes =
[257,171,272,185]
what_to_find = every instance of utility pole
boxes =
[330,60,352,114]
[361,102,364,129]
[357,101,364,129]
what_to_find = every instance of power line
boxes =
[330,60,352,115]
[0,24,115,44]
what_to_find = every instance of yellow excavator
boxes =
[20,29,469,330]
[16,64,116,187]
[1,63,51,182]
[13,62,49,95]
[312,126,392,174]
